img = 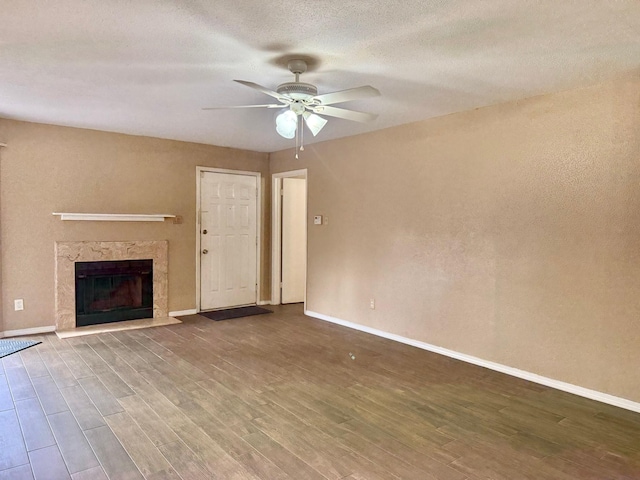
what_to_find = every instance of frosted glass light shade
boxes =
[276,110,298,139]
[303,112,328,136]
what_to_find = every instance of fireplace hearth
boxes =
[75,259,153,327]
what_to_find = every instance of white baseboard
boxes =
[1,326,56,339]
[168,309,198,317]
[305,310,640,414]
[257,300,272,306]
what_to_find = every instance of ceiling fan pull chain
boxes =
[295,117,299,159]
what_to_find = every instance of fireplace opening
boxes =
[75,259,153,327]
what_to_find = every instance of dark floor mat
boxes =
[199,306,273,321]
[0,339,41,358]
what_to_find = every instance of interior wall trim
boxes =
[168,309,197,317]
[305,309,640,414]
[1,325,56,339]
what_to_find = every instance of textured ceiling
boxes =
[2,1,639,152]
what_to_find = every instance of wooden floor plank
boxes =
[241,429,327,480]
[81,339,136,398]
[5,365,37,402]
[233,449,291,480]
[2,304,640,479]
[14,398,56,452]
[131,386,258,479]
[0,409,29,471]
[19,349,50,380]
[38,346,79,389]
[28,445,71,480]
[156,440,219,480]
[2,351,24,369]
[47,410,100,474]
[57,351,94,381]
[77,376,124,417]
[84,425,144,480]
[59,385,106,431]
[117,394,180,447]
[0,374,14,412]
[173,394,255,458]
[31,375,69,415]
[0,463,34,480]
[252,405,384,479]
[104,411,180,479]
[70,466,109,480]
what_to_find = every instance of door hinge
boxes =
[280,188,284,196]
[280,282,283,289]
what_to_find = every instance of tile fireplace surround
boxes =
[55,240,169,331]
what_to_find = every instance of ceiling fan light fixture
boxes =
[275,109,298,139]
[205,59,380,155]
[302,111,328,136]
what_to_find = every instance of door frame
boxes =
[195,166,262,312]
[271,169,307,305]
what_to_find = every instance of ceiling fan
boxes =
[203,59,380,156]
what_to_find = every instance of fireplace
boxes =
[75,259,153,327]
[55,240,169,331]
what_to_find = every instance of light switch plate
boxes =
[314,215,323,225]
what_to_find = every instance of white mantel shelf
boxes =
[53,213,176,222]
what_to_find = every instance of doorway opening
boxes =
[271,169,307,305]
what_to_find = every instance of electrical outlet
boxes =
[314,215,322,225]
[370,298,375,309]
[14,299,24,311]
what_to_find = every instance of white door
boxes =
[281,177,306,304]
[200,171,257,310]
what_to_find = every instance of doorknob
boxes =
[202,249,208,254]
[202,229,207,234]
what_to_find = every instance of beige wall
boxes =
[0,120,270,333]
[271,76,640,403]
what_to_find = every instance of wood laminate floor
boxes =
[1,304,639,479]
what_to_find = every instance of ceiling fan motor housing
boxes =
[276,82,318,100]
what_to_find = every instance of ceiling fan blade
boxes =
[310,105,378,123]
[312,85,380,105]
[234,80,286,101]
[202,104,282,110]
[302,112,328,136]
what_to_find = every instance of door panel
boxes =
[200,172,257,310]
[281,177,306,304]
